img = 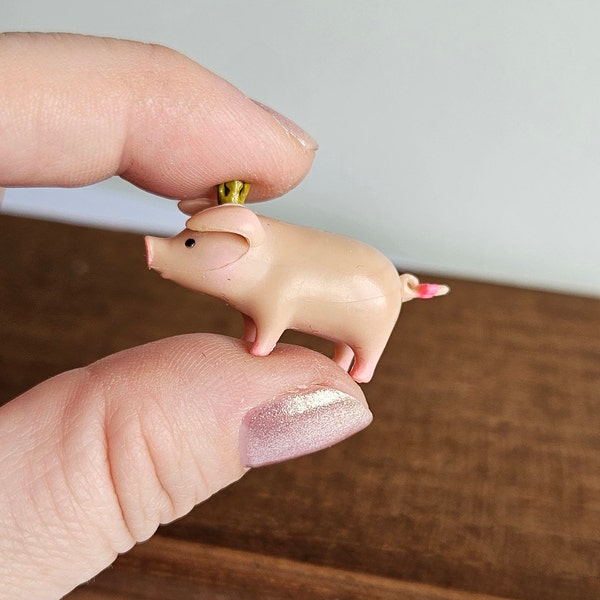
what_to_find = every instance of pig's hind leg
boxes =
[333,342,355,372]
[349,337,389,383]
[349,353,378,384]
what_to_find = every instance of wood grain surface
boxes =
[1,214,599,599]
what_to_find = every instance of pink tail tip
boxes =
[415,283,450,299]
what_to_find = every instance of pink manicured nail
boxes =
[252,100,318,151]
[239,388,372,468]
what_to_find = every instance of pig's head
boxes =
[145,205,266,294]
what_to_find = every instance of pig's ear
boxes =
[185,205,265,247]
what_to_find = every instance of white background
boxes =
[2,1,600,296]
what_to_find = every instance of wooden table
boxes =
[1,214,599,599]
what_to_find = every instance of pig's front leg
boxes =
[241,314,257,343]
[248,310,288,357]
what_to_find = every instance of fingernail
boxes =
[239,387,372,468]
[252,100,318,151]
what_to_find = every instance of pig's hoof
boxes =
[249,340,276,357]
[349,363,375,384]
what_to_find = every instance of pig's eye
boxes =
[185,238,196,248]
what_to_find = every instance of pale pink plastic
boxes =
[145,205,449,383]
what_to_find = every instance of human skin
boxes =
[0,33,370,599]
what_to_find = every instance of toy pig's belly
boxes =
[282,259,402,344]
[292,291,401,345]
[257,217,403,342]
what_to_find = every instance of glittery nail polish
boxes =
[239,387,372,468]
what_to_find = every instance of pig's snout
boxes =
[145,235,163,272]
[144,236,154,269]
[145,236,174,277]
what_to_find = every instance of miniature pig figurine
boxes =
[145,204,448,383]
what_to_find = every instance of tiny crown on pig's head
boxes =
[185,205,266,247]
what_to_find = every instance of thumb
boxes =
[0,334,370,599]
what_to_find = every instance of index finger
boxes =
[0,33,317,202]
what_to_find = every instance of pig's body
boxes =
[145,204,448,383]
